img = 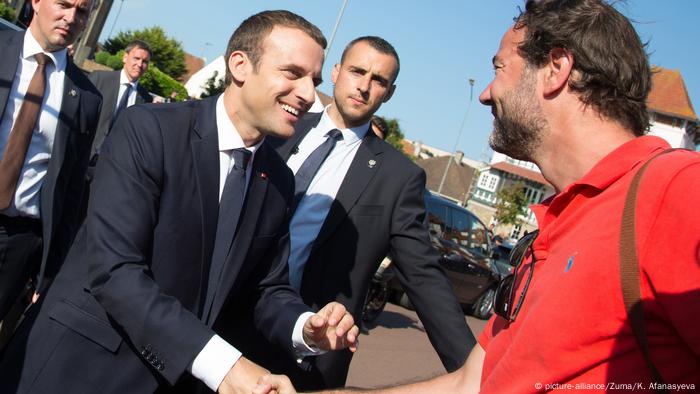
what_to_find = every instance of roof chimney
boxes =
[453,150,464,164]
[414,141,423,157]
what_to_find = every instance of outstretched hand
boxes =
[303,301,359,352]
[253,374,297,394]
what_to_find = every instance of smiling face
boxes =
[30,0,92,52]
[228,25,324,144]
[122,47,150,82]
[479,27,548,161]
[329,41,398,129]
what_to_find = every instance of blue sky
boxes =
[99,1,700,161]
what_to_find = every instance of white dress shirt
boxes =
[0,30,67,218]
[189,95,318,392]
[286,108,369,289]
[116,69,141,109]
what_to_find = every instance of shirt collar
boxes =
[119,69,140,88]
[23,30,67,72]
[319,106,369,144]
[566,135,671,192]
[215,95,262,154]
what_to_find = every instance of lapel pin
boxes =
[368,159,377,168]
[260,172,268,180]
[69,88,77,97]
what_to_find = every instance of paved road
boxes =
[346,302,488,389]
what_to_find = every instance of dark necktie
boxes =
[111,83,132,127]
[202,147,252,320]
[292,129,343,212]
[0,53,50,210]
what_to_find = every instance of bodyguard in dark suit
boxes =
[236,36,475,390]
[0,0,100,321]
[0,10,358,393]
[88,39,152,162]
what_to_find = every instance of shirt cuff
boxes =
[189,334,242,392]
[292,311,327,357]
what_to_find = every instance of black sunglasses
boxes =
[493,229,539,322]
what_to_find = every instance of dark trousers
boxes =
[0,215,42,321]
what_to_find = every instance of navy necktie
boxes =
[111,83,132,127]
[292,129,343,212]
[202,148,251,320]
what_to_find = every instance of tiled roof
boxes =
[180,53,206,83]
[490,161,550,186]
[416,156,477,202]
[647,67,698,121]
[317,91,333,106]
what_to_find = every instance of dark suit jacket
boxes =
[233,111,475,390]
[0,96,310,393]
[0,30,101,290]
[88,69,152,158]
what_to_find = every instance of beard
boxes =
[488,66,548,161]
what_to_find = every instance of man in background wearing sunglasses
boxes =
[254,0,700,393]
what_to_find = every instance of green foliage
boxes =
[93,51,187,101]
[200,71,225,98]
[139,65,188,101]
[0,3,15,21]
[94,50,125,70]
[384,118,407,154]
[494,181,529,226]
[102,26,186,79]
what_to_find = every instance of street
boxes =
[346,302,487,389]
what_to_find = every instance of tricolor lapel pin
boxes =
[260,172,268,180]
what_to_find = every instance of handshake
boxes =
[218,302,358,394]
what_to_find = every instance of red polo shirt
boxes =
[478,136,700,393]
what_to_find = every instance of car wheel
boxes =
[398,292,414,310]
[362,282,389,323]
[471,287,495,320]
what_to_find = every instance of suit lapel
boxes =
[0,31,23,122]
[311,131,384,253]
[205,144,271,324]
[40,63,82,264]
[190,97,220,317]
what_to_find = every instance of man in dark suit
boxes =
[236,36,475,390]
[0,0,100,322]
[88,39,152,165]
[0,10,358,393]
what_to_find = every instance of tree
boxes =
[0,3,15,22]
[200,70,225,98]
[384,118,407,154]
[93,50,188,101]
[102,26,187,79]
[494,181,529,226]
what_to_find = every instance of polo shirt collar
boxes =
[566,135,670,192]
[531,135,671,229]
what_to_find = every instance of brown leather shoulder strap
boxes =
[620,148,680,391]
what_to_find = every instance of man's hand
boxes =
[303,301,359,352]
[253,374,297,394]
[218,356,270,394]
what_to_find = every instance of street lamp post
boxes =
[437,78,475,197]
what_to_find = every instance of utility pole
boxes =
[74,0,114,67]
[437,78,475,195]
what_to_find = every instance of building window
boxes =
[478,172,499,192]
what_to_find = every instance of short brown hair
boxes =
[125,40,152,58]
[223,10,327,86]
[515,0,651,134]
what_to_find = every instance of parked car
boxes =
[363,190,501,321]
[0,17,23,32]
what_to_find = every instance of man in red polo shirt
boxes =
[253,0,700,393]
